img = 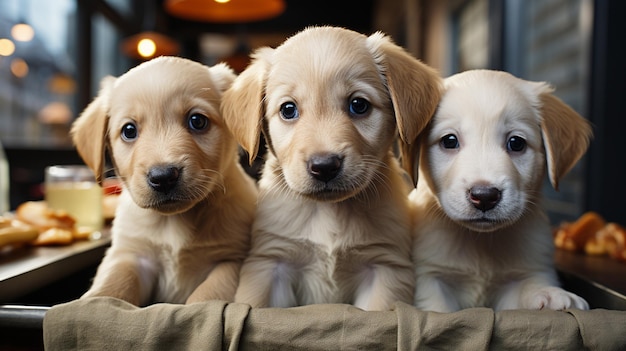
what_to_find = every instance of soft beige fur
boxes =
[222,26,442,310]
[72,56,257,306]
[403,69,591,312]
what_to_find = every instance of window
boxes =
[0,0,77,146]
[0,0,132,148]
[507,0,593,223]
[2,0,133,209]
[453,0,490,72]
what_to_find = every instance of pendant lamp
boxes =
[121,31,180,60]
[121,0,180,60]
[164,0,286,23]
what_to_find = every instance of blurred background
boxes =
[0,0,624,224]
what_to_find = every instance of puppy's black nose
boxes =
[308,154,342,182]
[147,166,180,193]
[469,185,501,212]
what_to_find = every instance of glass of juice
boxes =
[45,165,103,231]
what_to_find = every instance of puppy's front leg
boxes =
[234,258,274,307]
[495,273,589,310]
[354,265,414,311]
[82,254,156,306]
[414,274,461,312]
[186,261,240,304]
[234,258,296,308]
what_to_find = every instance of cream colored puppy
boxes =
[404,70,591,312]
[222,26,442,310]
[72,56,257,306]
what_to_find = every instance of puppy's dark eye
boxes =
[349,97,370,116]
[188,113,210,132]
[280,102,298,120]
[121,122,138,141]
[507,136,526,152]
[440,134,459,149]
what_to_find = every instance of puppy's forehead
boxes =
[113,58,218,99]
[279,26,367,54]
[442,73,538,124]
[108,60,221,115]
[270,27,380,83]
[106,61,224,133]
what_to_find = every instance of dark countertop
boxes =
[555,248,626,310]
[0,230,111,302]
[0,231,623,310]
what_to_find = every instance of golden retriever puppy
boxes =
[403,69,591,312]
[222,26,442,310]
[72,56,257,306]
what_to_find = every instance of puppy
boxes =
[403,69,591,312]
[72,56,257,306]
[222,26,442,310]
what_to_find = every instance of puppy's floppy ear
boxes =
[71,76,116,185]
[366,32,442,145]
[207,62,236,94]
[538,89,593,190]
[399,133,423,188]
[366,32,442,185]
[221,48,272,165]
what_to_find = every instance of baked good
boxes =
[554,211,605,252]
[32,227,74,246]
[15,201,76,232]
[14,201,94,246]
[0,217,39,248]
[585,223,626,262]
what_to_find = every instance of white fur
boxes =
[407,70,591,312]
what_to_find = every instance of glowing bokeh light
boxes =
[11,58,29,78]
[137,38,157,58]
[0,38,16,56]
[11,23,35,42]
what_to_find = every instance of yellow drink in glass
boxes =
[45,166,103,231]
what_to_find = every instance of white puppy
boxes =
[222,26,442,310]
[72,57,257,306]
[403,69,591,312]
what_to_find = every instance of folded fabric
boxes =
[43,297,626,350]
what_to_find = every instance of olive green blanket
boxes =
[43,297,626,350]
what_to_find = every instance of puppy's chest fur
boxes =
[413,196,555,306]
[114,193,247,303]
[255,166,412,305]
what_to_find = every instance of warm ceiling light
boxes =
[121,31,180,60]
[137,38,157,58]
[11,23,35,42]
[0,38,16,56]
[165,0,286,23]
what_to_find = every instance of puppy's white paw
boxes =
[524,287,589,310]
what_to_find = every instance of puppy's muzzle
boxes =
[307,153,343,183]
[148,165,180,193]
[468,185,502,212]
